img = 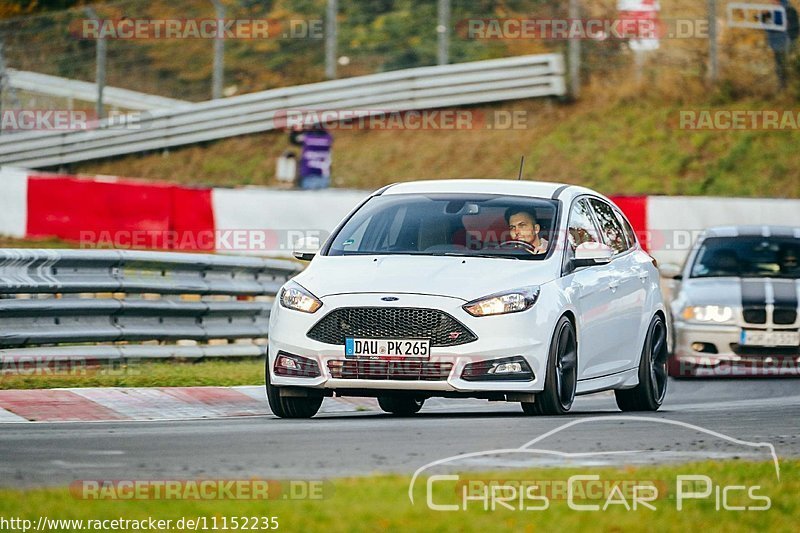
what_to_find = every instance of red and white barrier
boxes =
[2,167,799,266]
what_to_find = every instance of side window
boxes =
[615,209,638,249]
[567,199,602,252]
[589,199,628,254]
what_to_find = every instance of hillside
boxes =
[73,93,800,198]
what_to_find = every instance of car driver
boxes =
[505,208,549,254]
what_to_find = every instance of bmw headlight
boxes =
[279,281,322,313]
[463,286,540,317]
[681,305,735,324]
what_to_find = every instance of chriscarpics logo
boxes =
[408,417,779,513]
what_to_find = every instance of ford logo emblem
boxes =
[381,297,399,301]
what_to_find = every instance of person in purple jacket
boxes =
[290,124,333,189]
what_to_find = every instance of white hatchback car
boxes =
[267,180,668,418]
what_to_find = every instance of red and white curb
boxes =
[0,386,379,423]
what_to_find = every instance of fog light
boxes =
[274,352,321,378]
[462,356,534,382]
[490,362,523,374]
[690,342,718,354]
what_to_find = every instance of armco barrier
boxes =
[0,249,302,362]
[0,54,566,168]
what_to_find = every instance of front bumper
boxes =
[670,320,800,377]
[268,293,551,394]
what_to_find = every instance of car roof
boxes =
[702,226,800,239]
[380,179,597,201]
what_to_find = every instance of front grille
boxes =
[307,307,477,346]
[743,308,767,324]
[327,359,453,380]
[773,308,798,325]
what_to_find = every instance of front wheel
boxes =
[378,396,425,416]
[265,360,323,419]
[615,314,669,411]
[521,316,577,416]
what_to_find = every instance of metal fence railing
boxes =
[0,249,303,362]
[0,53,566,169]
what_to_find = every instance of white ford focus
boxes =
[267,180,668,418]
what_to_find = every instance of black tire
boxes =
[521,316,577,416]
[265,359,323,419]
[377,395,425,416]
[615,314,669,412]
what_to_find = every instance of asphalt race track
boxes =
[1,379,798,487]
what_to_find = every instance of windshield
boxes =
[690,236,800,279]
[326,193,558,260]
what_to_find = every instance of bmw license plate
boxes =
[740,330,800,347]
[345,338,430,358]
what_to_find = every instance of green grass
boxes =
[0,358,265,390]
[0,460,795,532]
[73,95,800,199]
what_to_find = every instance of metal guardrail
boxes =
[0,54,566,169]
[7,69,190,111]
[0,249,302,362]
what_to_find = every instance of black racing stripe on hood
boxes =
[740,279,767,307]
[772,279,799,308]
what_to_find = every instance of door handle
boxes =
[608,280,620,292]
[638,271,649,282]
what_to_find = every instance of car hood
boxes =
[680,277,800,307]
[680,278,744,307]
[294,254,560,301]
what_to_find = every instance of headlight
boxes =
[463,286,540,317]
[279,281,322,313]
[681,305,735,324]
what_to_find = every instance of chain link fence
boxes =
[0,0,796,115]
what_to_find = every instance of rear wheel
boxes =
[615,314,668,411]
[378,396,425,416]
[521,316,577,415]
[265,359,323,419]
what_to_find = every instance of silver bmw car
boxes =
[664,226,800,377]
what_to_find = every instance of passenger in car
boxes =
[505,208,549,254]
[779,247,800,276]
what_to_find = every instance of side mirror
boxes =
[292,236,321,261]
[572,242,614,268]
[658,263,683,280]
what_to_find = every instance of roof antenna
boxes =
[517,156,525,180]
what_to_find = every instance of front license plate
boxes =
[345,338,430,358]
[740,330,800,347]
